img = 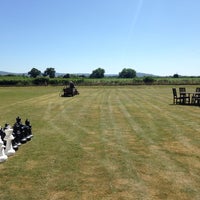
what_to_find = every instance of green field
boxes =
[0,86,200,200]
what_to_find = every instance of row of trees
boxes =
[28,67,137,79]
[89,68,137,78]
[28,67,56,78]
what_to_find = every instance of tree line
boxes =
[28,67,137,79]
[2,67,199,86]
[28,67,56,78]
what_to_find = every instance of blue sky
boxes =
[0,0,200,76]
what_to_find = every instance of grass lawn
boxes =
[0,85,200,200]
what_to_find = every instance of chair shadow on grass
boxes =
[169,103,200,107]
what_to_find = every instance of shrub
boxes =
[143,76,155,85]
[32,77,49,85]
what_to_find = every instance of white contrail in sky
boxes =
[128,0,144,38]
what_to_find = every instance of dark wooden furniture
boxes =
[172,87,200,105]
[179,87,190,104]
[172,88,183,104]
[192,87,200,105]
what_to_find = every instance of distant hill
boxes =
[56,72,158,77]
[0,71,14,75]
[0,71,27,75]
[136,72,157,77]
[0,71,157,77]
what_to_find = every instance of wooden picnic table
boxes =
[180,92,200,105]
